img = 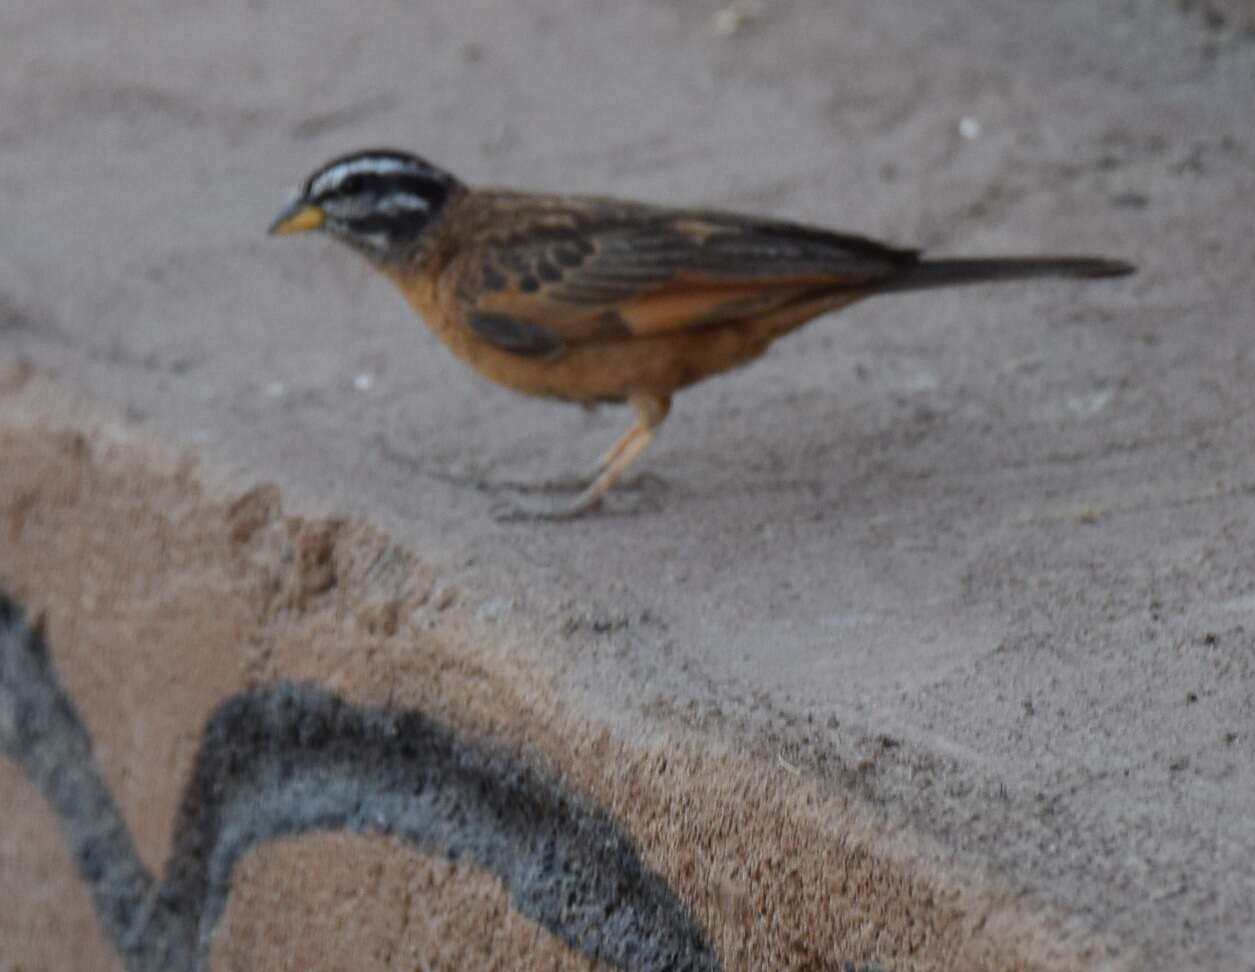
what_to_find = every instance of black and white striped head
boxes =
[269,149,463,261]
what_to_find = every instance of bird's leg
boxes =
[510,421,643,492]
[592,420,646,477]
[494,394,670,521]
[476,415,645,495]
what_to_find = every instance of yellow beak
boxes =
[268,200,325,235]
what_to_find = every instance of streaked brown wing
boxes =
[452,192,918,356]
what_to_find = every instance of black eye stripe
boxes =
[316,172,450,210]
[302,151,463,254]
[347,211,431,239]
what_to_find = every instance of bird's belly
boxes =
[402,279,858,403]
[429,324,776,403]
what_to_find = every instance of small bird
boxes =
[270,149,1132,519]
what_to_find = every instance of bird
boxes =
[269,149,1133,519]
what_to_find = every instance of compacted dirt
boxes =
[2,1,1254,970]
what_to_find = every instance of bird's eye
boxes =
[341,174,366,195]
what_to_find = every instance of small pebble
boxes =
[713,3,754,35]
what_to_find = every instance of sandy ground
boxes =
[2,0,1255,969]
[0,383,1039,971]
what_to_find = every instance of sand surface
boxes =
[2,1,1255,969]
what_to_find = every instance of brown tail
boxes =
[882,256,1134,293]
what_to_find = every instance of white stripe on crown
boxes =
[311,156,420,197]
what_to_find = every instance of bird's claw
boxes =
[490,490,600,522]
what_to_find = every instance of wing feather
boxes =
[451,192,916,356]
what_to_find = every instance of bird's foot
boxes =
[424,468,591,495]
[485,470,665,496]
[490,490,600,522]
[490,475,666,522]
[488,474,597,495]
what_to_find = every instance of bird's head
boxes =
[269,149,463,262]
